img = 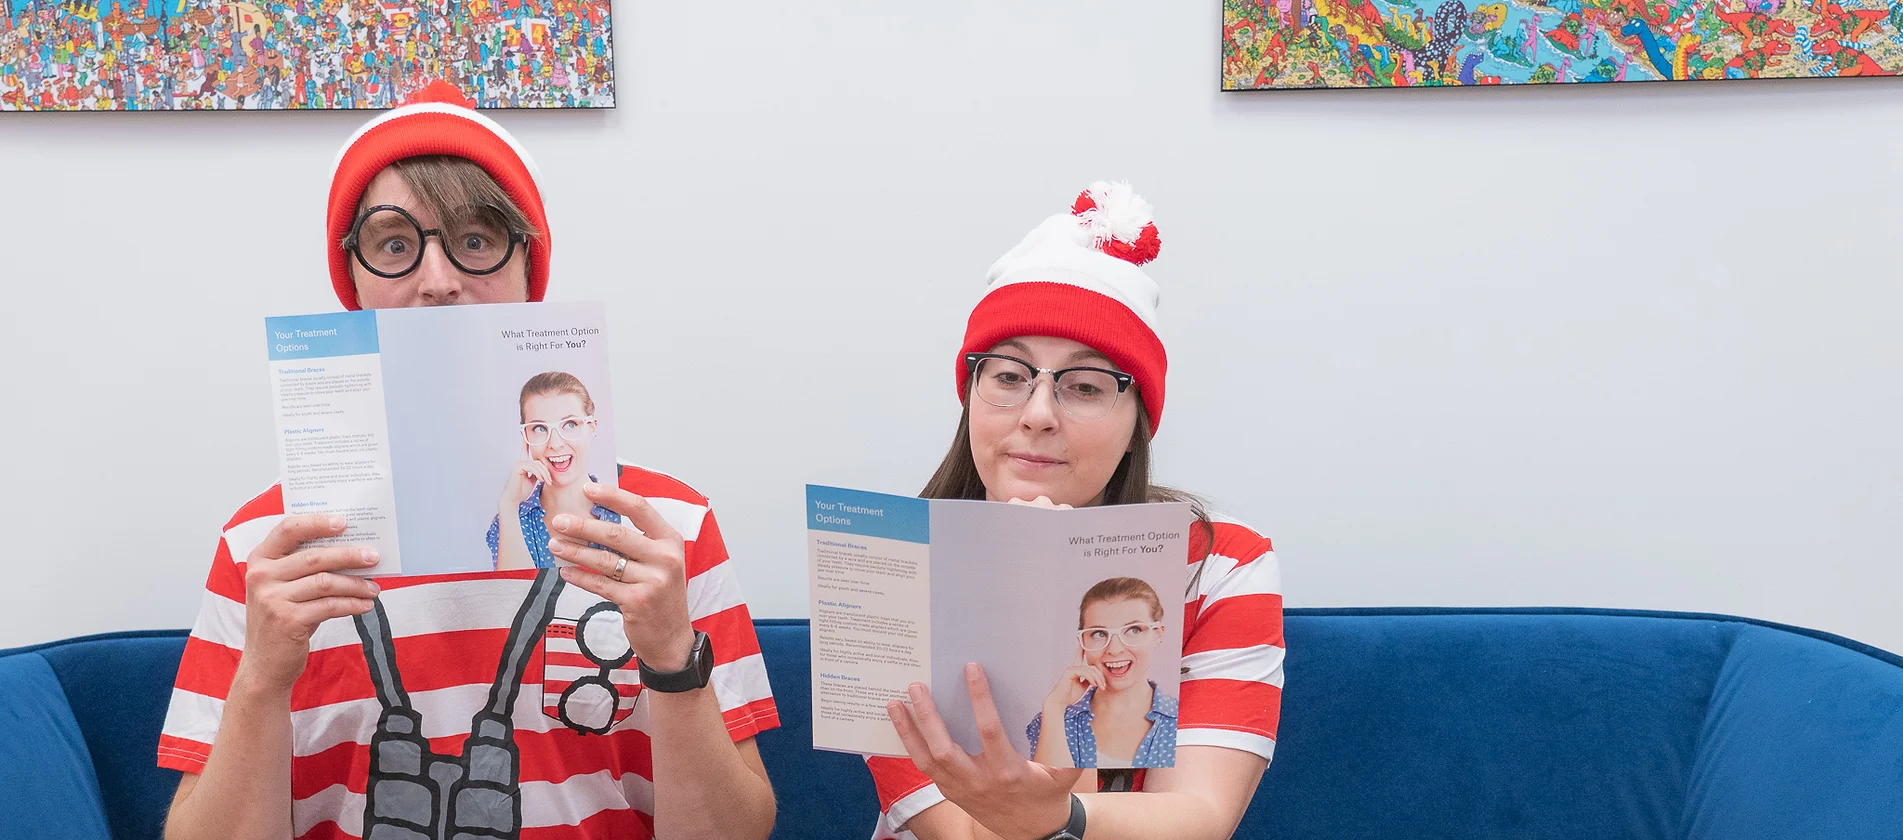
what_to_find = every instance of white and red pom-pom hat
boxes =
[957,181,1169,433]
[325,80,551,310]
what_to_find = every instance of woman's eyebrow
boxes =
[1067,350,1118,368]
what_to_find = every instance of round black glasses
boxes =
[343,204,527,279]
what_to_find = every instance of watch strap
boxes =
[637,630,712,693]
[1036,793,1087,840]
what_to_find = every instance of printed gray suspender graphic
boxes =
[354,568,567,840]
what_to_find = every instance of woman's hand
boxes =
[500,444,549,511]
[1007,496,1074,510]
[547,481,696,672]
[1044,651,1103,715]
[239,514,382,691]
[889,664,1081,840]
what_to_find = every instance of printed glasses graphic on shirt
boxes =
[543,602,641,734]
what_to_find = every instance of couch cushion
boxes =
[752,620,884,840]
[38,633,187,840]
[0,652,113,840]
[1247,611,1734,840]
[1682,624,1903,840]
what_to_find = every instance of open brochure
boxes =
[265,301,617,576]
[807,485,1190,769]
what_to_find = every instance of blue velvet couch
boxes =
[5,609,1900,840]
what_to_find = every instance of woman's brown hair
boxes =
[519,371,594,421]
[1078,577,1166,628]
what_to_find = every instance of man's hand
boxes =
[549,481,696,672]
[239,514,381,690]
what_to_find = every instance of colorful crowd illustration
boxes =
[1223,0,1901,87]
[1,0,612,109]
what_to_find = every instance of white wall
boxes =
[3,0,1900,654]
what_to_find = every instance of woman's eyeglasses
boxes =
[966,353,1134,420]
[1078,621,1165,652]
[343,203,527,278]
[522,415,596,446]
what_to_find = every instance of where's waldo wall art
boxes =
[2,0,612,110]
[1222,0,1901,87]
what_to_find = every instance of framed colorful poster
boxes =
[2,0,613,110]
[1223,0,1901,88]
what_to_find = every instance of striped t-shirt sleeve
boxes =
[158,485,286,774]
[1177,521,1285,760]
[864,755,943,840]
[680,504,780,741]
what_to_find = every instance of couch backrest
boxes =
[5,611,1900,840]
[752,620,884,836]
[1239,609,1903,840]
[0,648,115,840]
[34,633,189,840]
[1679,624,1903,839]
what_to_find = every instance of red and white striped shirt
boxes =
[158,462,779,840]
[864,517,1284,839]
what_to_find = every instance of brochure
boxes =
[807,485,1191,769]
[265,301,617,577]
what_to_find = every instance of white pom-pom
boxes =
[1072,181,1155,247]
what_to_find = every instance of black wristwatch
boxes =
[1035,794,1087,840]
[638,630,713,693]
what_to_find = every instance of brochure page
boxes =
[807,487,934,759]
[266,301,616,576]
[808,485,1190,768]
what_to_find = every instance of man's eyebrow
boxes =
[443,204,502,224]
[1067,349,1117,368]
[361,215,411,231]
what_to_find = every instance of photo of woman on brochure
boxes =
[488,371,623,570]
[1026,576,1179,769]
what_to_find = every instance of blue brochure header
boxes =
[266,311,379,361]
[806,485,929,544]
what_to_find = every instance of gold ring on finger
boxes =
[612,556,628,582]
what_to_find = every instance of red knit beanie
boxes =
[957,182,1168,434]
[326,80,550,310]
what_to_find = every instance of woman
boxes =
[1029,578,1178,770]
[867,183,1285,840]
[488,370,621,570]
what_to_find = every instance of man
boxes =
[159,81,778,840]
